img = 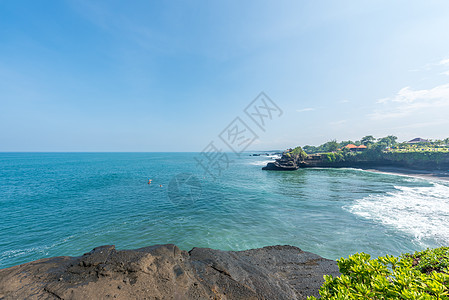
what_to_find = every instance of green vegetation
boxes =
[361,135,375,146]
[321,152,344,163]
[303,139,353,154]
[388,143,449,154]
[301,136,449,166]
[285,146,308,161]
[308,247,449,299]
[303,136,449,155]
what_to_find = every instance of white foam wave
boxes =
[0,246,51,264]
[248,160,273,166]
[0,235,75,266]
[348,182,449,245]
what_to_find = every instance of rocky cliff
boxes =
[0,244,339,300]
[263,151,449,171]
[262,150,304,171]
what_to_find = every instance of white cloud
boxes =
[339,99,350,103]
[439,58,449,76]
[439,58,449,66]
[296,107,315,112]
[409,58,449,74]
[370,83,449,120]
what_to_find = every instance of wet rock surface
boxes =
[0,244,339,299]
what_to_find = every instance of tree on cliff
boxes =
[361,135,375,146]
[376,136,398,148]
[325,140,339,152]
[289,146,308,161]
[303,141,338,154]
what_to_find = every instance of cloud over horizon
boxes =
[370,83,449,120]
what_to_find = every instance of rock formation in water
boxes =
[262,158,299,170]
[0,244,339,299]
[262,147,307,171]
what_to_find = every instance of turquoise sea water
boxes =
[1,152,448,269]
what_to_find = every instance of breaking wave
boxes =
[248,160,273,166]
[348,182,449,246]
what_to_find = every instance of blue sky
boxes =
[1,0,449,151]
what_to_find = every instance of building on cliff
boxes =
[407,137,430,144]
[342,144,366,151]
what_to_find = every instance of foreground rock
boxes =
[0,244,339,299]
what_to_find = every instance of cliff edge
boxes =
[0,244,339,300]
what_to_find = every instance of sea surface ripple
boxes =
[0,153,447,268]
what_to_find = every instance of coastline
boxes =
[358,166,449,182]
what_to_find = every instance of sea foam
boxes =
[348,182,449,246]
[248,160,273,166]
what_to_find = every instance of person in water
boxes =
[148,179,152,184]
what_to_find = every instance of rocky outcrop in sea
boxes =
[0,244,339,299]
[262,150,306,171]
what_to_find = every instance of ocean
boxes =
[1,152,448,269]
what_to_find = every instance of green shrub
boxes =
[308,247,449,299]
[321,153,336,163]
[320,152,345,163]
[288,146,308,161]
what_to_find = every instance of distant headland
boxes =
[263,136,449,180]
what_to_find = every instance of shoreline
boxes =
[358,166,449,182]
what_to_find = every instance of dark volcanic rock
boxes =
[0,244,339,299]
[262,159,299,171]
